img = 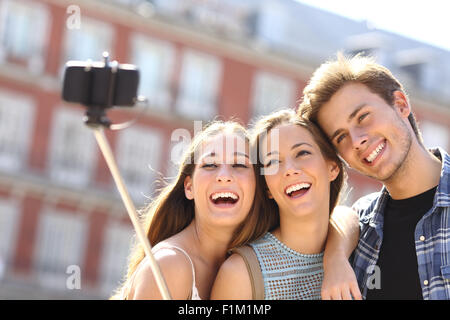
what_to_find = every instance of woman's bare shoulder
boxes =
[210,253,253,300]
[128,246,194,299]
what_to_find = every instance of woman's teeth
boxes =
[210,192,239,205]
[285,183,311,196]
[211,192,238,201]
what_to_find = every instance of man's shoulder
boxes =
[351,192,382,219]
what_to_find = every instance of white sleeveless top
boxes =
[121,245,201,300]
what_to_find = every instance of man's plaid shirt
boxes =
[351,147,450,300]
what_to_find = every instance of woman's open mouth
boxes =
[284,182,311,199]
[209,191,240,208]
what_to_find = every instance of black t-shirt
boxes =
[365,186,437,300]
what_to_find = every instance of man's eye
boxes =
[358,112,369,123]
[336,134,347,144]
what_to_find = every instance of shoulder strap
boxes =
[153,245,199,300]
[230,245,264,300]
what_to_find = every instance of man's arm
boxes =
[322,205,362,300]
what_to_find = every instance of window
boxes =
[176,49,222,120]
[116,126,163,203]
[99,220,133,296]
[421,121,449,150]
[251,71,295,118]
[256,1,288,45]
[130,34,175,110]
[395,48,434,90]
[152,0,190,16]
[33,209,88,289]
[0,89,35,172]
[0,0,49,73]
[48,107,97,187]
[63,16,113,65]
[401,63,423,87]
[0,199,21,275]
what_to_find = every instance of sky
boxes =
[294,0,450,51]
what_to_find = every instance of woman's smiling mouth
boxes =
[284,182,311,199]
[209,191,240,208]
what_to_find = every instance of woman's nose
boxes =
[216,165,233,183]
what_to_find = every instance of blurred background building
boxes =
[0,0,448,299]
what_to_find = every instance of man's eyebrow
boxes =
[329,103,367,141]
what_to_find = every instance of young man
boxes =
[298,53,450,300]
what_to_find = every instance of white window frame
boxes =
[0,0,50,73]
[48,107,97,188]
[116,126,163,203]
[0,199,21,275]
[251,71,296,118]
[33,209,88,289]
[99,220,134,295]
[0,89,35,172]
[130,34,175,111]
[176,49,222,120]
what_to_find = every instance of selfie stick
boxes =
[80,53,172,300]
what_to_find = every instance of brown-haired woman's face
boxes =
[261,124,339,219]
[184,133,256,228]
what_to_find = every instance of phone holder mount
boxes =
[61,52,172,300]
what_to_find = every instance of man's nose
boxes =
[351,129,368,150]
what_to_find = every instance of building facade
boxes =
[0,0,448,299]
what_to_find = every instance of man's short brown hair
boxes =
[298,53,423,144]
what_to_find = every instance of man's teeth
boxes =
[285,183,311,195]
[211,192,238,200]
[366,142,385,163]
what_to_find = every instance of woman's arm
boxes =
[127,248,193,300]
[322,205,362,300]
[210,253,253,300]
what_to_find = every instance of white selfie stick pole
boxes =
[93,127,172,300]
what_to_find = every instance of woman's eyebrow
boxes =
[291,142,313,150]
[233,151,249,158]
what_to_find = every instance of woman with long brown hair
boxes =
[111,120,268,300]
[211,109,347,300]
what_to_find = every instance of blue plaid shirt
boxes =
[351,147,450,300]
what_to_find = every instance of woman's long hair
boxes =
[111,120,265,298]
[230,109,347,248]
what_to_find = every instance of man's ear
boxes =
[393,90,411,119]
[328,161,340,182]
[184,176,194,200]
